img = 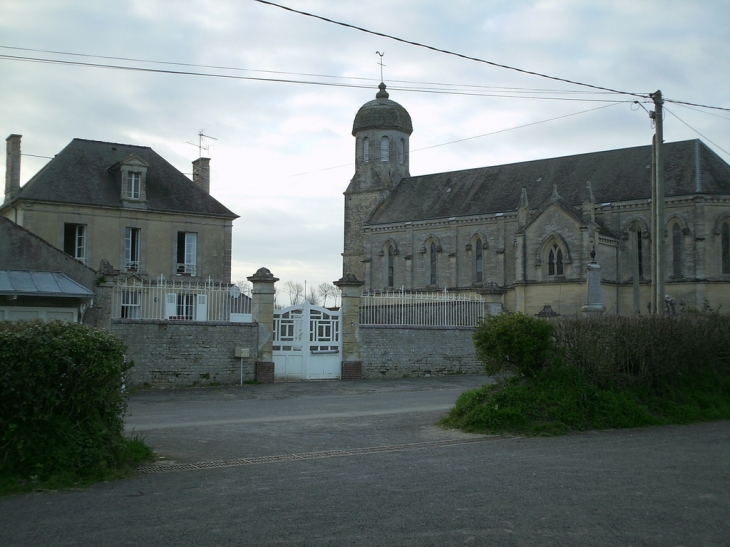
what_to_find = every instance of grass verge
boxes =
[0,434,154,496]
[439,366,730,436]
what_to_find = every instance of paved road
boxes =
[2,375,729,546]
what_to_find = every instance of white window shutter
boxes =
[196,294,208,321]
[165,293,177,319]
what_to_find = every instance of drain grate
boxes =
[137,436,506,474]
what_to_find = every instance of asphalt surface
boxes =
[1,375,729,546]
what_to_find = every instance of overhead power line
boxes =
[254,0,730,113]
[253,0,647,99]
[0,54,632,103]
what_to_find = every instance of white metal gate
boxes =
[273,301,341,380]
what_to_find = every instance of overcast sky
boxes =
[2,0,729,293]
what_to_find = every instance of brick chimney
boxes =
[192,157,210,194]
[4,134,22,204]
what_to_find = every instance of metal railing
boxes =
[111,276,251,322]
[360,290,485,327]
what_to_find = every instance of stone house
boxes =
[2,135,238,286]
[344,85,730,315]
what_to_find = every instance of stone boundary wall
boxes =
[110,319,259,388]
[359,325,482,379]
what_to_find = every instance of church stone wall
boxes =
[359,325,482,378]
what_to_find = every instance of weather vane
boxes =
[376,51,386,82]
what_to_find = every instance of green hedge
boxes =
[0,320,134,482]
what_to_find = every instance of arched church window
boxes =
[398,138,405,165]
[475,238,483,283]
[672,223,682,277]
[430,242,437,285]
[381,136,390,162]
[387,245,395,287]
[548,243,564,276]
[363,137,369,163]
[721,221,729,274]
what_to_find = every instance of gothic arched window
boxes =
[548,243,564,276]
[363,137,369,163]
[636,229,644,277]
[387,245,395,287]
[721,221,729,274]
[381,136,390,162]
[430,242,437,286]
[475,238,483,283]
[672,223,682,277]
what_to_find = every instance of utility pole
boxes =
[650,90,665,314]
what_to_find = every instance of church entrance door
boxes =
[272,301,341,380]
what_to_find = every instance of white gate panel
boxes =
[273,301,341,381]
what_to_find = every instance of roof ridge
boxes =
[72,137,152,149]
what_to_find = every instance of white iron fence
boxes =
[111,277,252,322]
[360,290,486,327]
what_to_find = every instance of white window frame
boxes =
[127,171,141,200]
[177,232,198,276]
[124,227,141,270]
[121,290,141,319]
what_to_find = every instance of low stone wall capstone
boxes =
[110,319,259,388]
[359,325,482,378]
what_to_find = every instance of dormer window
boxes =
[127,172,141,200]
[115,154,149,206]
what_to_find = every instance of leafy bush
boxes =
[473,313,556,377]
[553,314,730,387]
[450,312,730,436]
[0,320,150,487]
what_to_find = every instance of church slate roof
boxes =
[6,139,237,219]
[367,139,730,225]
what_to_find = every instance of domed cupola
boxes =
[349,83,413,192]
[352,83,413,136]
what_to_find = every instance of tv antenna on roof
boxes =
[376,51,386,82]
[186,130,217,157]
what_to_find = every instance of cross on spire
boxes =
[376,51,386,82]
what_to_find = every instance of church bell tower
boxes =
[343,83,413,281]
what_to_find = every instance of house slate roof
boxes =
[0,270,94,298]
[367,139,730,226]
[5,139,238,219]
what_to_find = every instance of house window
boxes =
[127,172,141,200]
[124,227,141,271]
[722,222,730,274]
[672,223,682,277]
[381,136,390,162]
[63,223,86,263]
[475,238,483,283]
[430,242,437,285]
[120,291,141,319]
[177,294,195,320]
[548,244,564,276]
[177,232,197,275]
[387,245,395,287]
[363,137,369,163]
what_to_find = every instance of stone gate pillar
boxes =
[248,267,279,383]
[334,274,364,380]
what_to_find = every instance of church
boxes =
[343,84,730,315]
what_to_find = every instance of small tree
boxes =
[317,282,339,307]
[473,313,556,377]
[307,286,320,305]
[283,281,304,306]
